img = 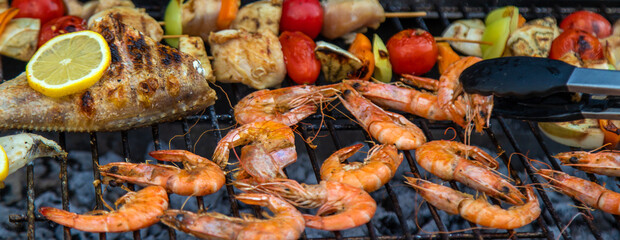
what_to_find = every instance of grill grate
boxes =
[5,1,620,239]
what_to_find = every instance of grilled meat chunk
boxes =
[321,0,385,39]
[0,13,216,132]
[182,0,221,41]
[209,29,286,89]
[231,0,282,34]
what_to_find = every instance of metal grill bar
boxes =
[121,131,141,240]
[26,162,34,240]
[208,105,242,218]
[89,133,105,240]
[58,132,71,240]
[151,125,177,240]
[181,119,206,212]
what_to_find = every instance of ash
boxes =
[1,119,619,239]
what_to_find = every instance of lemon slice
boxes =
[26,30,111,98]
[0,145,7,185]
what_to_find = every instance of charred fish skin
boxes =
[0,13,217,132]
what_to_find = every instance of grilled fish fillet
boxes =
[0,13,217,132]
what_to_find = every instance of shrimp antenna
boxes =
[443,127,458,141]
[589,143,611,153]
[212,82,234,110]
[556,212,591,240]
[180,196,192,210]
[168,108,205,151]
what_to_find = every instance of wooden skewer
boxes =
[435,37,493,45]
[384,11,427,18]
[162,35,189,39]
[158,21,165,26]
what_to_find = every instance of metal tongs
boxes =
[460,56,620,121]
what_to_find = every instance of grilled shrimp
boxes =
[538,169,620,215]
[405,177,540,229]
[555,151,620,177]
[235,179,377,231]
[234,144,288,182]
[416,140,526,205]
[99,150,225,196]
[234,85,339,126]
[344,79,455,121]
[160,193,305,240]
[437,56,493,132]
[320,143,403,192]
[39,186,168,232]
[339,83,426,150]
[213,120,296,169]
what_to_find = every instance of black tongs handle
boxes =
[460,57,620,98]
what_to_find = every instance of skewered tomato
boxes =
[386,29,437,76]
[280,0,323,39]
[11,0,64,25]
[279,31,321,84]
[348,33,374,81]
[549,29,604,61]
[560,10,612,38]
[38,16,86,48]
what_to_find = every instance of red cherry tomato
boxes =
[38,16,87,48]
[549,29,604,61]
[280,0,323,39]
[11,0,64,25]
[279,31,321,84]
[560,10,612,38]
[386,29,438,76]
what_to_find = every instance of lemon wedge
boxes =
[26,30,111,98]
[0,145,7,186]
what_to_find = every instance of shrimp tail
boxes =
[39,207,78,228]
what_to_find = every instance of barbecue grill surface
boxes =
[3,0,620,239]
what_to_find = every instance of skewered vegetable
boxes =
[11,0,64,25]
[163,0,182,47]
[507,17,560,57]
[560,10,612,38]
[280,0,323,39]
[387,29,437,76]
[314,41,362,82]
[481,6,519,59]
[39,16,86,48]
[279,31,320,84]
[549,29,604,65]
[441,19,484,57]
[348,33,374,80]
[216,0,239,30]
[372,33,391,82]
